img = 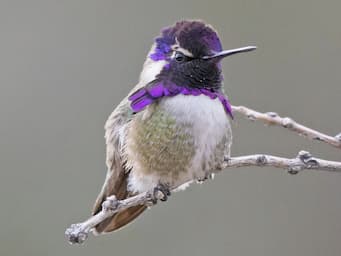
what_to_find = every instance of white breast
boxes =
[127,94,232,194]
[162,94,232,179]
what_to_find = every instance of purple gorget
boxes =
[128,82,233,119]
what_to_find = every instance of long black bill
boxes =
[202,46,257,61]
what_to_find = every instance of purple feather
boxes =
[131,96,153,112]
[200,89,217,99]
[128,88,147,101]
[128,83,233,118]
[181,87,191,95]
[147,83,164,97]
[185,88,197,96]
[217,94,233,119]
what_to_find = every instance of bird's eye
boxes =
[174,51,186,62]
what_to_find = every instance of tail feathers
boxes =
[94,205,147,234]
[92,169,146,234]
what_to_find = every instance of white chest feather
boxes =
[163,94,229,143]
[162,94,231,172]
[127,94,232,193]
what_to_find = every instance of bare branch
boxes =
[65,192,162,244]
[222,150,341,174]
[65,150,341,244]
[232,105,341,149]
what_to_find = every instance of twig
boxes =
[222,150,341,174]
[232,105,341,149]
[65,150,341,244]
[65,192,156,244]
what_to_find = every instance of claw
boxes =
[197,173,214,184]
[153,184,171,203]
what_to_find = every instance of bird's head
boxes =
[143,20,256,90]
[130,20,256,116]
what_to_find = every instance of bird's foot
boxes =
[196,173,215,184]
[148,183,171,205]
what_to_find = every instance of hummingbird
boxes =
[92,20,256,234]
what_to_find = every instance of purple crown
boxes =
[150,20,223,61]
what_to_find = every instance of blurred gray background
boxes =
[1,1,341,255]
